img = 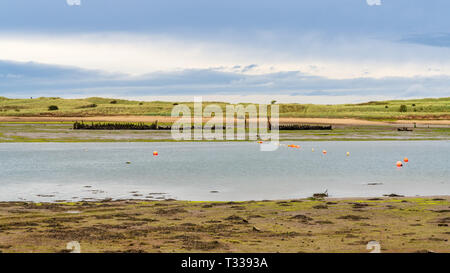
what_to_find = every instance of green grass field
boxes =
[0,96,449,120]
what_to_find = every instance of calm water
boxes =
[0,141,448,202]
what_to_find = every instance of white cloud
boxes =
[66,0,81,6]
[3,59,449,103]
[366,0,381,6]
[1,32,450,79]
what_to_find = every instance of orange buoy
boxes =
[258,141,263,144]
[396,161,403,167]
[322,150,327,155]
[153,151,158,156]
[404,157,409,163]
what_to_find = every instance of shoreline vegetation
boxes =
[0,97,448,254]
[0,96,449,120]
[0,121,448,142]
[0,96,448,142]
[0,125,448,142]
[0,196,448,253]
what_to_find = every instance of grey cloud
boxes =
[400,33,450,48]
[0,60,449,99]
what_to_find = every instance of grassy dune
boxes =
[0,197,448,253]
[0,97,449,120]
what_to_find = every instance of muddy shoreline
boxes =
[1,122,448,142]
[1,116,450,126]
[0,196,448,253]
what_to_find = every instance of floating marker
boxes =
[396,161,403,167]
[153,151,158,156]
[403,157,409,163]
[312,148,314,152]
[346,152,350,156]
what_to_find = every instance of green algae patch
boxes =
[0,196,449,253]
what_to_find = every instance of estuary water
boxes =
[0,141,448,201]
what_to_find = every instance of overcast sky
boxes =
[1,0,449,103]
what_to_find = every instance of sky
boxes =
[1,0,450,103]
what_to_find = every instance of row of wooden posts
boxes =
[73,120,333,131]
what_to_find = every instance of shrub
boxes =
[79,104,97,109]
[110,100,117,104]
[399,105,407,112]
[385,105,389,108]
[48,105,59,111]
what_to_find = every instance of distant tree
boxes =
[412,104,416,107]
[385,105,389,108]
[110,100,117,104]
[399,105,407,112]
[271,100,277,104]
[48,105,59,111]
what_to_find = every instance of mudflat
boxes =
[0,196,448,253]
[1,116,449,126]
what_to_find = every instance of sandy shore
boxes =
[0,196,448,253]
[1,116,449,126]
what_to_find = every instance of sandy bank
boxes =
[1,116,449,126]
